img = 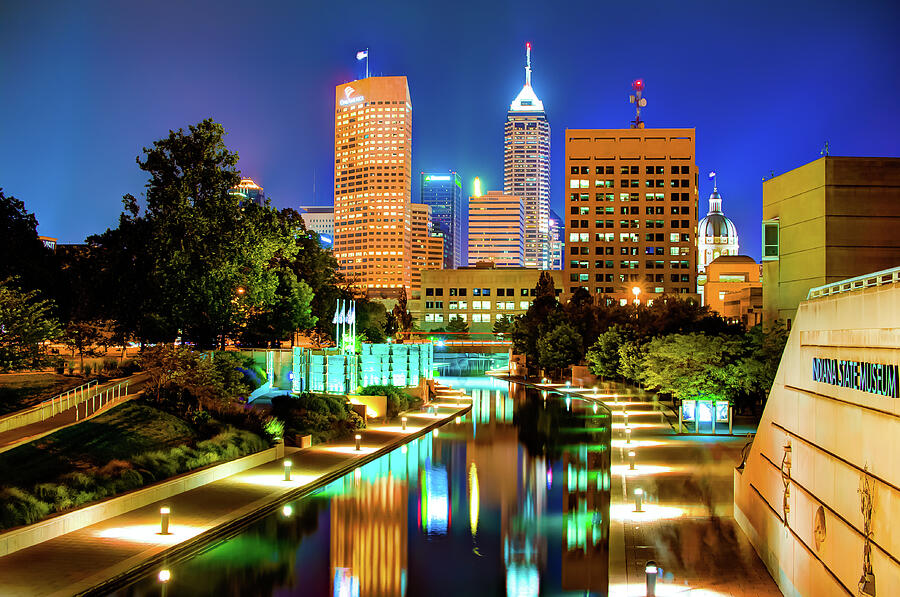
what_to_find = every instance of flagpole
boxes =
[365,48,369,78]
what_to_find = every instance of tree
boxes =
[63,321,103,373]
[492,314,515,337]
[0,278,61,372]
[536,323,583,374]
[617,340,647,384]
[586,324,631,379]
[241,276,316,347]
[446,315,470,339]
[356,299,389,343]
[638,333,745,401]
[391,288,414,341]
[511,272,561,365]
[0,190,53,294]
[563,287,598,352]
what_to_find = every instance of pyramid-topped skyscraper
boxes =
[504,43,551,269]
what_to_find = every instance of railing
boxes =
[806,266,900,300]
[39,379,132,422]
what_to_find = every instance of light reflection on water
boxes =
[111,377,612,597]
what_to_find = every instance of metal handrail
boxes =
[806,266,900,300]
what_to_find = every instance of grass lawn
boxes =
[0,373,87,416]
[0,400,269,529]
[0,402,198,488]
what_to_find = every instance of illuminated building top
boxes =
[509,42,544,112]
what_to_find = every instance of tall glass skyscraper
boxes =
[504,43,551,269]
[419,171,465,268]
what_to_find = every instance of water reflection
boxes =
[112,377,611,597]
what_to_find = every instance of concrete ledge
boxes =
[0,443,284,558]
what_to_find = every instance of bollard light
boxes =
[624,411,629,423]
[633,488,644,512]
[158,569,171,583]
[401,416,408,430]
[159,506,171,535]
[629,450,636,470]
[283,459,292,482]
[401,445,408,454]
[282,504,293,517]
[645,560,658,596]
[355,434,362,451]
[593,403,598,414]
[625,427,632,444]
[455,416,461,424]
[565,381,571,388]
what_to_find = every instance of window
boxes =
[519,301,530,309]
[762,219,779,261]
[521,288,529,296]
[458,300,467,309]
[482,288,491,296]
[459,288,467,297]
[449,288,458,296]
[472,288,481,296]
[425,288,434,296]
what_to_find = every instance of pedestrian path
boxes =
[0,383,470,597]
[537,382,781,597]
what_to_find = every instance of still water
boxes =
[114,377,612,597]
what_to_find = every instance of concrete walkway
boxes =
[0,385,470,597]
[538,382,781,597]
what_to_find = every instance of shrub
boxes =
[0,488,50,528]
[358,385,420,418]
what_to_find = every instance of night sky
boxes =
[2,0,898,259]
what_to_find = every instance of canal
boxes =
[112,377,613,596]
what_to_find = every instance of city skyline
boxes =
[2,0,899,260]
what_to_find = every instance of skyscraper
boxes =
[504,43,551,269]
[229,178,266,206]
[299,206,335,248]
[468,191,525,267]
[410,203,444,289]
[548,209,564,270]
[420,172,465,268]
[564,127,698,301]
[333,76,413,298]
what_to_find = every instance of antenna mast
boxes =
[629,80,647,129]
[525,42,532,86]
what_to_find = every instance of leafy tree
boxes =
[446,315,470,339]
[586,324,632,379]
[63,321,103,373]
[241,274,316,347]
[536,323,583,374]
[0,278,61,372]
[637,333,745,401]
[356,299,388,343]
[0,190,53,294]
[511,272,561,366]
[563,287,598,352]
[492,314,515,336]
[391,288,414,341]
[617,340,647,384]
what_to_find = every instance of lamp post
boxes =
[632,286,641,306]
[645,560,658,596]
[629,450,636,470]
[401,416,408,431]
[283,460,292,482]
[625,427,632,444]
[355,434,362,451]
[634,488,644,512]
[158,507,171,535]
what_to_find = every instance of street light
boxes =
[632,286,641,305]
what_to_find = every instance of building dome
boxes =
[698,187,739,273]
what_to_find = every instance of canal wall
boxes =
[734,278,900,595]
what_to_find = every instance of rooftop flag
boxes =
[356,50,368,60]
[708,171,716,180]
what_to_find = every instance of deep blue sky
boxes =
[2,0,898,258]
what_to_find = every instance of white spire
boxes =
[525,42,532,86]
[509,42,544,112]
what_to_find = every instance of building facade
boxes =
[504,43,551,269]
[420,172,466,268]
[698,184,739,272]
[761,156,900,325]
[468,191,525,267]
[299,206,335,246]
[411,203,444,290]
[548,209,564,271]
[734,269,900,596]
[229,178,266,206]
[412,264,564,333]
[333,76,413,298]
[704,255,761,324]
[722,286,763,329]
[564,128,698,302]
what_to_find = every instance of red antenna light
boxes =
[633,79,644,90]
[526,42,531,50]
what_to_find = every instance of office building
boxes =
[704,255,762,326]
[468,191,525,267]
[411,203,444,290]
[333,76,413,298]
[229,177,266,206]
[504,43,551,269]
[420,172,466,268]
[548,209,564,270]
[761,156,900,325]
[564,128,698,301]
[412,264,563,333]
[299,206,335,247]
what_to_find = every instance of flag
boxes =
[332,301,341,325]
[708,171,716,180]
[342,303,351,325]
[356,50,368,60]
